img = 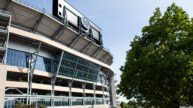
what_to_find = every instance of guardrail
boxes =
[4,95,110,107]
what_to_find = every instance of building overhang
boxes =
[0,0,113,65]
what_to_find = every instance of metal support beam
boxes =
[80,41,92,53]
[3,15,11,64]
[51,51,64,108]
[51,25,65,40]
[82,62,92,106]
[32,13,43,32]
[69,35,81,48]
[5,88,24,94]
[70,57,79,87]
[102,83,105,105]
[27,42,41,105]
[68,81,72,106]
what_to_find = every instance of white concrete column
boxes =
[102,85,105,105]
[68,81,72,106]
[109,74,117,108]
[82,83,86,106]
[93,84,96,105]
[0,63,7,108]
[51,77,55,108]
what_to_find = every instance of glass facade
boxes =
[35,55,52,72]
[58,52,101,82]
[7,49,52,73]
[6,49,101,82]
[5,49,110,107]
[98,74,108,85]
[7,49,28,68]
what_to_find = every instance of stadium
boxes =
[0,0,116,108]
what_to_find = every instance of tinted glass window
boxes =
[59,51,100,82]
[7,49,28,68]
[7,49,52,73]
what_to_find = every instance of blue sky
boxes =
[63,0,193,82]
[26,0,193,101]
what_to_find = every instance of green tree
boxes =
[118,3,193,108]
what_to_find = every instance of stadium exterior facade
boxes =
[0,0,116,108]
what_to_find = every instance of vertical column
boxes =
[51,51,64,107]
[3,15,11,64]
[27,42,41,105]
[68,81,72,106]
[0,63,7,108]
[82,83,86,106]
[102,84,105,105]
[93,84,96,105]
[109,74,117,107]
[51,77,55,108]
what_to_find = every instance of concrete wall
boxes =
[0,63,7,108]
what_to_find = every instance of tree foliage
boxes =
[118,3,193,108]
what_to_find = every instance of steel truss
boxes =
[27,42,41,105]
[51,51,64,108]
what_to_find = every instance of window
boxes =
[35,55,52,72]
[59,51,100,82]
[7,49,28,68]
[7,49,53,73]
[7,49,101,82]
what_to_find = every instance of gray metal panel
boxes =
[86,44,98,56]
[7,3,40,29]
[73,37,89,52]
[57,29,77,45]
[96,50,106,60]
[36,16,61,37]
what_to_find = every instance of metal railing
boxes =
[4,95,110,108]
